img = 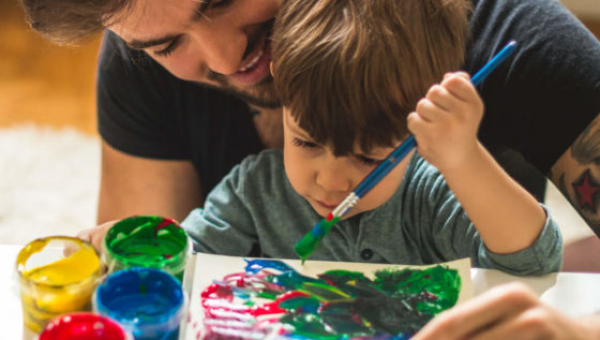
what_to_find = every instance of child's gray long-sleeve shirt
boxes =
[183,149,562,276]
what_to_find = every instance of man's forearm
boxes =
[550,113,600,237]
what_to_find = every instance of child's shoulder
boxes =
[404,152,449,195]
[409,152,441,178]
[224,149,285,187]
[222,149,295,202]
[237,149,284,174]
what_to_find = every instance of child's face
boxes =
[283,109,413,219]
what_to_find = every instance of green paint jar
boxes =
[103,216,189,282]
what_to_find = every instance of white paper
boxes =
[183,253,473,340]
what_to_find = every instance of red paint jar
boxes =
[38,312,132,340]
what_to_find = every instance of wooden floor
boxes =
[0,1,101,135]
[1,3,599,136]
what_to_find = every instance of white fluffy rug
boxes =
[0,125,100,244]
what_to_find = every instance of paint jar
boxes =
[103,216,189,282]
[38,312,133,340]
[93,268,185,340]
[15,236,103,333]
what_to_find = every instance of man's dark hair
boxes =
[19,0,132,45]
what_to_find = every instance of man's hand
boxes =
[76,221,117,254]
[412,282,599,340]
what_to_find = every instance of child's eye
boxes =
[357,155,384,166]
[292,138,318,148]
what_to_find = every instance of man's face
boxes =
[282,109,411,219]
[108,0,282,108]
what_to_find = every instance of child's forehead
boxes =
[283,106,410,155]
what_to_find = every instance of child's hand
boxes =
[407,72,484,173]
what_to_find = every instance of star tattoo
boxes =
[572,169,600,213]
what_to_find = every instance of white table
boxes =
[2,245,599,340]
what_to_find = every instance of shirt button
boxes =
[361,249,374,260]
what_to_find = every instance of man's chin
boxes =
[202,74,281,109]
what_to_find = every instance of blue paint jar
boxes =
[93,268,185,340]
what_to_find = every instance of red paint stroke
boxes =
[202,284,234,301]
[154,217,180,236]
[326,212,334,221]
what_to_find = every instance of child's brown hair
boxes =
[272,0,471,156]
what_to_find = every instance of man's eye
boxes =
[292,138,318,148]
[211,0,234,9]
[153,38,180,57]
[357,155,384,166]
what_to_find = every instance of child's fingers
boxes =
[441,73,477,103]
[445,71,470,80]
[407,111,427,135]
[415,98,448,123]
[426,84,455,112]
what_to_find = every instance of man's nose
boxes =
[190,25,247,75]
[315,160,354,193]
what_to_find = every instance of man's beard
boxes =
[205,71,281,109]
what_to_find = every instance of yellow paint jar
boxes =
[15,236,102,333]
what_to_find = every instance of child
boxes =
[180,0,562,275]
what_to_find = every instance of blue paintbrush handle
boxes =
[354,40,517,199]
[471,41,517,85]
[354,135,416,197]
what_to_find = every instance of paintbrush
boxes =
[295,40,518,263]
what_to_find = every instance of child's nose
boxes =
[315,162,353,193]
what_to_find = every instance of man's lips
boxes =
[238,36,267,72]
[227,30,272,84]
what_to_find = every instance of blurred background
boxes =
[0,0,599,257]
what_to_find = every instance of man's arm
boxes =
[97,141,203,224]
[550,113,600,238]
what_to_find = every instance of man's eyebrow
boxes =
[190,0,212,22]
[126,0,212,50]
[126,34,180,50]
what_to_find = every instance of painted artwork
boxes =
[185,254,472,340]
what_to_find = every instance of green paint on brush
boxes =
[295,216,340,263]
